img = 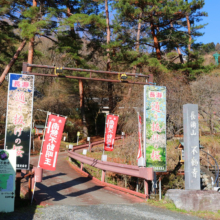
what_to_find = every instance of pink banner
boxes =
[39,114,66,171]
[104,114,119,151]
[137,115,142,159]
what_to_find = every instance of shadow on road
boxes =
[35,175,104,202]
[42,172,66,181]
[0,199,39,220]
[66,185,103,197]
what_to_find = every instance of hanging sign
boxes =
[0,150,16,213]
[4,73,34,170]
[144,86,166,172]
[137,113,142,159]
[39,114,66,171]
[104,114,119,151]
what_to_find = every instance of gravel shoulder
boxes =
[32,203,203,220]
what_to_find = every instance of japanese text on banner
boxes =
[145,86,166,172]
[104,114,119,151]
[5,74,34,170]
[39,115,66,171]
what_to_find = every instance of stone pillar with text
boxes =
[183,104,200,190]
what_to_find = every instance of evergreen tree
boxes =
[114,0,206,61]
[0,0,29,83]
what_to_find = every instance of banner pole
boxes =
[137,111,139,158]
[143,86,147,196]
[103,113,108,155]
[31,111,50,204]
[37,111,50,168]
[143,86,146,163]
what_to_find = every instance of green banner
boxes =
[144,86,166,172]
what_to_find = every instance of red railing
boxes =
[68,151,153,199]
[72,136,122,152]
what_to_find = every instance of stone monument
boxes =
[183,104,200,190]
[166,104,220,212]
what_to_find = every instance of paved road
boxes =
[28,152,143,205]
[19,152,203,220]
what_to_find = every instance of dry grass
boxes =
[147,199,220,220]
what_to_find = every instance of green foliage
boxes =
[167,50,216,79]
[180,52,215,79]
[191,42,216,54]
[19,6,56,40]
[163,174,184,192]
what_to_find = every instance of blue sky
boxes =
[197,0,220,45]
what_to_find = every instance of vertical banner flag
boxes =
[0,150,16,213]
[39,114,66,171]
[137,113,142,159]
[144,86,166,172]
[5,73,34,170]
[104,114,119,151]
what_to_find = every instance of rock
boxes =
[165,189,220,211]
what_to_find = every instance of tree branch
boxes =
[0,40,26,85]
[36,33,58,43]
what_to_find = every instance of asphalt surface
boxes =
[27,152,142,205]
[18,152,204,220]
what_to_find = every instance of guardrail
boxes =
[72,136,122,152]
[201,149,219,187]
[68,151,153,199]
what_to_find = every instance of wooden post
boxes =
[136,178,139,192]
[22,62,28,74]
[144,180,149,199]
[28,170,32,200]
[148,74,154,84]
[15,170,22,199]
[159,176,162,200]
[89,142,91,152]
[101,170,106,182]
[80,162,84,171]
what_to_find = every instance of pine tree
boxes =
[0,0,28,83]
[114,0,206,61]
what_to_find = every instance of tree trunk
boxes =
[132,13,142,74]
[67,2,87,137]
[177,47,184,64]
[0,40,26,85]
[150,21,161,60]
[186,14,191,52]
[128,13,142,98]
[79,79,88,137]
[105,0,111,70]
[105,0,113,113]
[185,0,191,52]
[27,0,37,72]
[66,2,76,37]
[156,26,161,52]
[170,22,184,64]
[27,38,34,72]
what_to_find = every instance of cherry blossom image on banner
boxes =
[144,85,166,172]
[104,114,119,151]
[39,114,66,171]
[4,73,34,170]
